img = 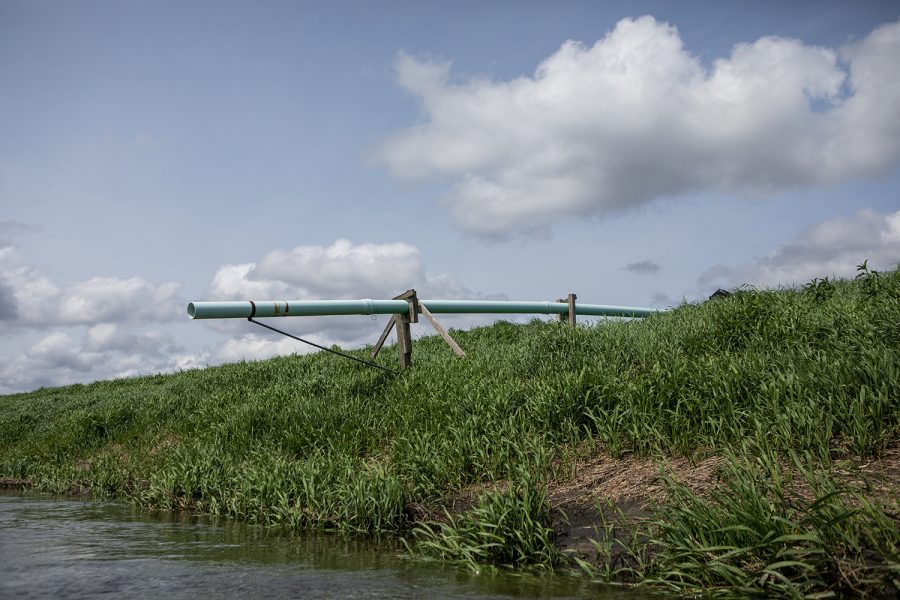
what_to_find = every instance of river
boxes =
[0,490,633,599]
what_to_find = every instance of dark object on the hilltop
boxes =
[709,289,732,300]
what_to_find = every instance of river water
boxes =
[0,490,632,599]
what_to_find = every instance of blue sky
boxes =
[2,0,899,393]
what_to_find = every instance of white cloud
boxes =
[83,323,184,356]
[377,17,900,235]
[0,245,187,393]
[196,333,317,364]
[205,240,419,342]
[209,263,291,301]
[699,208,900,290]
[0,239,505,393]
[0,246,182,328]
[200,239,509,356]
[254,239,424,298]
[26,332,96,372]
[84,323,121,351]
[207,238,484,306]
[0,245,61,324]
[208,240,425,303]
[0,324,190,394]
[0,279,17,320]
[57,277,182,324]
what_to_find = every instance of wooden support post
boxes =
[395,312,412,369]
[373,288,467,367]
[371,316,396,359]
[393,289,417,370]
[555,298,565,323]
[394,289,419,323]
[419,302,466,357]
[567,293,577,327]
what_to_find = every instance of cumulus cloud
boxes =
[254,240,425,298]
[0,245,182,328]
[0,279,18,320]
[207,239,428,303]
[377,17,900,235]
[208,238,483,304]
[83,323,184,356]
[57,277,182,324]
[0,245,60,325]
[0,324,190,394]
[170,239,514,379]
[699,209,900,290]
[26,332,96,372]
[624,260,661,275]
[180,333,318,367]
[0,244,187,393]
[203,239,509,348]
[0,239,504,393]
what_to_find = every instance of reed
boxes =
[639,447,899,597]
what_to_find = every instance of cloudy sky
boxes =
[2,0,899,394]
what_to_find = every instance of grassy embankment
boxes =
[1,264,898,597]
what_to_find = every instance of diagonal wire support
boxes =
[248,317,396,374]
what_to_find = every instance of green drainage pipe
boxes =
[187,299,661,320]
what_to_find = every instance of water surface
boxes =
[0,490,632,599]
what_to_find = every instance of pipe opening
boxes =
[187,303,196,319]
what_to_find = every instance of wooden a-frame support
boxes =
[373,289,577,370]
[370,289,466,370]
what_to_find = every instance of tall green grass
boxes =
[1,265,897,595]
[574,444,899,597]
[642,449,899,597]
[410,459,559,572]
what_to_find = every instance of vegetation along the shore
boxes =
[2,263,898,597]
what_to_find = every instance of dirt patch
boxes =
[548,447,899,561]
[149,434,181,456]
[548,453,723,557]
[844,443,900,496]
[406,481,506,523]
[407,453,725,555]
[0,478,29,488]
[549,453,722,509]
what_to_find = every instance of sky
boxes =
[1,0,899,394]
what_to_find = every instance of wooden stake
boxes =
[393,289,417,369]
[567,293,577,327]
[419,302,466,357]
[372,288,468,368]
[395,312,412,369]
[555,298,565,323]
[394,289,418,323]
[371,316,396,359]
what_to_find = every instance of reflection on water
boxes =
[0,490,632,599]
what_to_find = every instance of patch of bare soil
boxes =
[548,453,723,557]
[0,478,29,487]
[842,444,900,497]
[548,445,900,561]
[405,481,505,523]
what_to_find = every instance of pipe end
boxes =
[187,303,196,319]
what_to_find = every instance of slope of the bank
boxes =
[2,266,898,596]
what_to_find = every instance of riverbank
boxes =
[2,265,898,596]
